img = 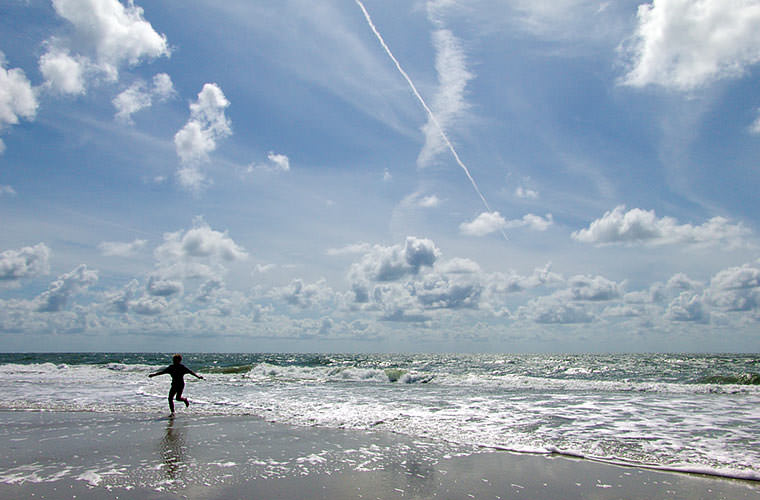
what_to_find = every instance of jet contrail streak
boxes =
[355,0,507,241]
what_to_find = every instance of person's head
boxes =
[172,353,182,364]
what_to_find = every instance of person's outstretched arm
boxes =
[190,369,204,380]
[148,366,170,378]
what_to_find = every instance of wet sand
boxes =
[0,410,757,499]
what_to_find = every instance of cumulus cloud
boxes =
[349,236,440,285]
[417,28,474,167]
[273,279,334,309]
[38,47,87,95]
[35,264,98,312]
[131,295,168,315]
[460,211,553,236]
[572,206,750,247]
[665,291,708,322]
[621,0,760,90]
[410,273,482,310]
[565,274,622,301]
[0,54,38,153]
[174,83,232,191]
[97,239,147,257]
[104,279,139,313]
[113,73,175,122]
[523,296,593,324]
[146,275,183,297]
[42,0,169,89]
[155,218,248,270]
[707,262,760,312]
[0,243,51,282]
[460,212,506,236]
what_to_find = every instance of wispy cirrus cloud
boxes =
[97,239,147,257]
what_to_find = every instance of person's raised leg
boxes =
[174,385,189,408]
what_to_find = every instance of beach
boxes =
[1,410,758,500]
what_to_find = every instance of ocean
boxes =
[1,352,758,482]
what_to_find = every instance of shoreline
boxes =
[1,410,759,499]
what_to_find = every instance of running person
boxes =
[149,354,204,414]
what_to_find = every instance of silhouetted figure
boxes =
[149,354,203,415]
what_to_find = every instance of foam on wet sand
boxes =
[0,410,758,499]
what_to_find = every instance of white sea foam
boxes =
[1,354,759,481]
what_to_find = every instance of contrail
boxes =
[355,0,507,240]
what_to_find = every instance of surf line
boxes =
[354,0,508,242]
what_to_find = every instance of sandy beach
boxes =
[0,410,757,499]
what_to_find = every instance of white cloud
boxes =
[113,82,152,121]
[35,264,98,312]
[327,242,373,256]
[131,295,168,316]
[418,195,441,208]
[176,165,209,194]
[621,0,760,90]
[113,73,174,123]
[460,211,553,236]
[572,206,750,247]
[273,279,334,309]
[383,168,392,182]
[565,274,622,301]
[151,73,175,100]
[266,152,290,172]
[246,151,291,174]
[174,83,232,191]
[0,244,51,282]
[523,296,593,324]
[0,185,16,196]
[707,262,760,312]
[520,213,553,231]
[710,264,760,291]
[750,109,760,135]
[417,28,474,167]
[47,0,170,82]
[411,273,482,310]
[665,291,708,322]
[349,237,440,286]
[156,219,248,267]
[254,263,277,274]
[98,239,147,257]
[460,211,507,236]
[146,275,183,297]
[38,48,87,95]
[515,186,539,199]
[0,54,38,153]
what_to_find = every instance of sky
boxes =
[1,0,759,353]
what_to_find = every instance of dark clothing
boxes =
[151,362,200,413]
[155,363,194,388]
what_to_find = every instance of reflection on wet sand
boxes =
[160,416,186,481]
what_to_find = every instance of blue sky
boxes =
[1,0,759,352]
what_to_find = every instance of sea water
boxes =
[0,352,758,481]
